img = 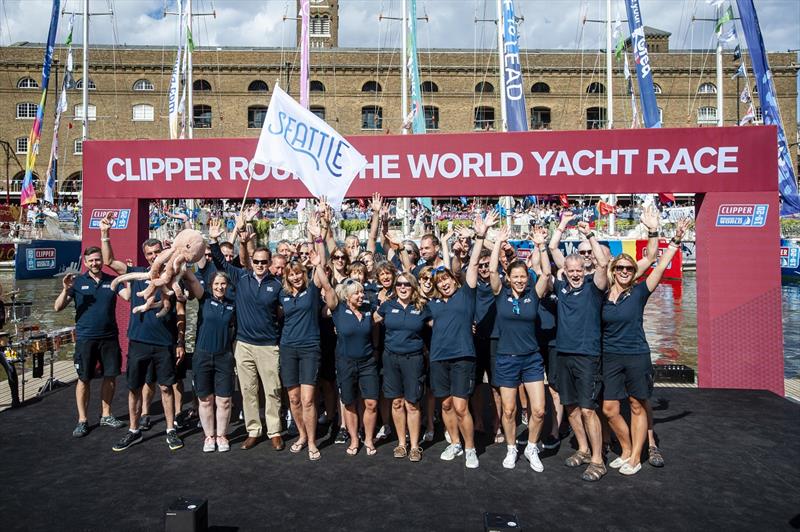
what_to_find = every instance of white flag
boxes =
[253,85,367,209]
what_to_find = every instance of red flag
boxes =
[658,193,675,204]
[598,201,615,216]
[358,198,365,208]
[559,194,569,208]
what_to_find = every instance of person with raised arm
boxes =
[489,225,551,472]
[428,210,498,469]
[602,217,692,476]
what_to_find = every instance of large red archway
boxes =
[83,126,784,395]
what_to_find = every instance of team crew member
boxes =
[603,217,691,476]
[428,210,497,469]
[322,278,380,456]
[472,247,501,443]
[374,272,431,462]
[413,234,445,276]
[552,222,609,481]
[416,265,437,442]
[208,218,286,451]
[54,246,126,438]
[488,226,551,471]
[184,270,236,452]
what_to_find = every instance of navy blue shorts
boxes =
[192,350,235,398]
[279,345,321,387]
[336,356,380,405]
[383,349,425,404]
[542,343,559,390]
[430,357,476,399]
[556,353,602,409]
[174,351,192,381]
[127,341,175,390]
[602,353,654,401]
[73,337,121,381]
[494,352,545,388]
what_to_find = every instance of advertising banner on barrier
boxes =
[15,239,81,280]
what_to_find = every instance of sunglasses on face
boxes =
[578,250,593,256]
[204,253,212,258]
[614,265,636,273]
[395,281,412,288]
[332,255,345,260]
[252,259,269,265]
[477,262,490,269]
[299,252,309,257]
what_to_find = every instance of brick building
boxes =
[0,0,796,201]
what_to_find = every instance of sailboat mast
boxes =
[187,0,193,139]
[496,0,507,133]
[607,0,616,233]
[715,5,723,127]
[82,0,89,141]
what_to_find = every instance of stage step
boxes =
[0,359,77,412]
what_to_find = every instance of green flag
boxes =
[615,35,625,59]
[65,26,72,46]
[187,27,195,52]
[715,6,734,34]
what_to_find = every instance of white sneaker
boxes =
[216,436,230,452]
[465,448,480,469]
[524,442,544,472]
[502,446,518,469]
[375,424,392,441]
[202,436,216,453]
[440,443,464,461]
[445,430,452,444]
[422,430,434,443]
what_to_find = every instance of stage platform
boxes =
[1,379,798,531]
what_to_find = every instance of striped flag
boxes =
[44,14,74,204]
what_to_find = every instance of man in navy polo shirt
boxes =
[54,246,126,438]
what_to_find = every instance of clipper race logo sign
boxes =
[88,209,130,229]
[26,248,56,270]
[715,204,768,227]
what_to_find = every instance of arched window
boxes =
[133,79,154,91]
[194,104,212,128]
[586,82,605,94]
[310,80,326,92]
[17,77,38,89]
[75,78,96,90]
[310,15,330,36]
[474,106,495,130]
[586,106,607,129]
[62,172,82,193]
[362,81,382,92]
[247,105,268,128]
[15,137,28,154]
[248,80,269,92]
[74,104,97,121]
[16,102,37,119]
[421,81,438,93]
[653,83,663,94]
[361,106,383,129]
[531,82,550,93]
[193,79,212,91]
[311,106,326,120]
[698,82,716,95]
[132,104,155,121]
[424,106,439,130]
[475,81,494,94]
[531,106,551,129]
[697,106,717,125]
[321,15,331,34]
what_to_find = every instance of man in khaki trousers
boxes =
[209,223,285,451]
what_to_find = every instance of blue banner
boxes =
[625,0,661,128]
[15,239,81,280]
[501,0,527,131]
[736,0,800,216]
[406,0,426,134]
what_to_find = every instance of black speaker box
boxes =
[165,497,208,532]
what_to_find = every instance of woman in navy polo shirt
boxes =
[322,277,380,456]
[373,272,431,462]
[489,225,551,471]
[428,210,498,469]
[184,270,236,453]
[602,217,690,476]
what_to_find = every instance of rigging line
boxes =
[686,19,718,124]
[422,0,433,126]
[373,0,384,133]
[279,0,287,89]
[108,0,120,124]
[199,0,225,136]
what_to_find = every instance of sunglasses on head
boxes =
[432,265,447,277]
[252,259,269,265]
[578,250,593,256]
[614,265,636,273]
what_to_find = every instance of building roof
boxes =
[643,26,672,38]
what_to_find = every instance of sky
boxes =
[0,0,797,53]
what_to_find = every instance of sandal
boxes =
[346,445,359,456]
[581,462,607,482]
[648,446,665,468]
[565,450,591,468]
[290,440,307,454]
[409,447,423,462]
[393,445,408,458]
[308,448,321,461]
[365,445,378,456]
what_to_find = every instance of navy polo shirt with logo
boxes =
[331,302,374,359]
[553,274,605,356]
[602,281,653,355]
[126,266,178,347]
[197,261,236,299]
[69,271,121,339]
[195,295,236,354]
[377,299,432,354]
[428,284,476,361]
[495,286,540,355]
[279,281,321,348]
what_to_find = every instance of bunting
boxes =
[739,104,755,125]
[44,13,74,204]
[715,5,734,34]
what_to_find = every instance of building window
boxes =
[586,82,605,94]
[16,102,37,119]
[653,83,663,94]
[658,107,664,124]
[74,104,97,121]
[362,81,382,92]
[531,106,551,129]
[248,80,269,92]
[63,172,82,193]
[474,106,495,130]
[75,78,96,90]
[697,106,717,125]
[698,82,716,95]
[133,79,154,91]
[475,81,494,94]
[132,104,155,121]
[310,106,326,121]
[310,80,326,92]
[361,106,382,130]
[311,15,331,36]
[17,77,39,89]
[193,79,212,91]
[586,106,607,129]
[421,81,438,93]
[15,137,28,154]
[247,105,267,128]
[424,106,439,130]
[194,104,212,128]
[755,106,763,123]
[74,139,83,155]
[531,82,550,93]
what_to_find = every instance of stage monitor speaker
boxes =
[484,512,521,531]
[165,497,208,532]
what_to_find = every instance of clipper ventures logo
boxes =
[715,204,768,227]
[26,248,56,270]
[267,111,353,178]
[89,209,130,229]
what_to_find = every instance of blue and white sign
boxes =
[715,204,768,227]
[780,245,799,269]
[88,208,130,229]
[501,0,528,132]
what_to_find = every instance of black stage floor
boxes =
[1,380,799,531]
